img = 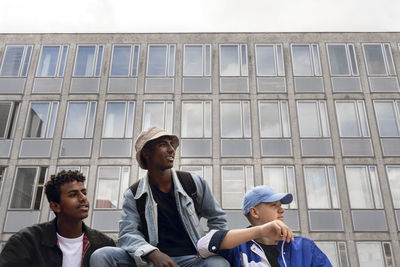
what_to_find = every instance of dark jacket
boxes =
[0,218,115,267]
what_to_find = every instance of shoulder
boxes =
[84,225,116,247]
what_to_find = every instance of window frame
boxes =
[0,101,20,139]
[326,43,359,76]
[291,43,322,76]
[102,101,135,139]
[220,100,252,138]
[63,101,97,139]
[385,165,400,209]
[297,100,330,138]
[373,100,400,137]
[36,44,69,77]
[23,101,59,139]
[183,44,211,77]
[73,44,104,77]
[362,43,396,76]
[335,100,370,138]
[109,44,140,77]
[221,165,254,209]
[258,100,291,138]
[0,45,33,77]
[181,101,212,138]
[255,43,285,76]
[142,101,173,132]
[146,44,176,77]
[219,44,248,77]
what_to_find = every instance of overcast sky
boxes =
[1,0,400,33]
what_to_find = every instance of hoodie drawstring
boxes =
[281,241,287,267]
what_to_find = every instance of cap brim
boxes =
[262,192,293,205]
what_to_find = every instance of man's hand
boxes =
[258,220,294,243]
[146,250,179,267]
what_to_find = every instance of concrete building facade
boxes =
[0,32,399,266]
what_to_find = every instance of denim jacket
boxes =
[118,169,227,266]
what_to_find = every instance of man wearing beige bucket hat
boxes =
[91,126,229,267]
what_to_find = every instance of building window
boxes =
[180,165,213,191]
[335,100,370,137]
[0,101,20,139]
[386,166,400,209]
[304,166,340,209]
[146,44,175,77]
[110,44,139,77]
[36,45,68,77]
[73,45,104,77]
[0,45,33,77]
[297,100,330,138]
[373,100,400,137]
[262,166,297,209]
[356,242,394,267]
[221,166,253,209]
[94,166,130,209]
[258,101,290,138]
[345,166,383,209]
[219,44,248,76]
[183,44,211,76]
[316,241,349,267]
[327,44,358,76]
[255,44,284,76]
[142,101,173,132]
[9,167,47,210]
[103,101,135,138]
[363,43,396,76]
[24,102,58,138]
[220,101,251,138]
[181,101,211,138]
[291,44,321,76]
[63,101,97,138]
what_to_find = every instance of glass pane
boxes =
[336,102,361,137]
[348,44,358,75]
[74,46,95,76]
[165,102,173,133]
[25,103,50,138]
[64,103,87,138]
[357,101,370,137]
[182,102,203,137]
[364,44,386,75]
[86,102,96,138]
[298,102,321,137]
[286,167,297,209]
[357,243,385,267]
[221,102,241,137]
[242,102,251,138]
[292,45,313,76]
[183,45,203,76]
[21,46,32,76]
[338,242,349,267]
[37,46,60,77]
[46,102,58,138]
[383,242,394,267]
[327,44,350,75]
[220,45,239,76]
[103,102,126,138]
[0,103,11,138]
[205,45,211,76]
[0,46,24,76]
[281,102,290,138]
[204,102,211,137]
[328,167,340,209]
[241,45,248,76]
[125,102,135,138]
[256,45,276,76]
[384,44,395,75]
[304,167,330,208]
[319,102,330,137]
[263,167,286,193]
[96,179,118,208]
[143,102,165,130]
[277,44,285,76]
[10,168,37,209]
[58,45,68,76]
[345,167,374,209]
[95,45,103,76]
[387,167,400,208]
[316,242,339,267]
[111,45,131,76]
[259,102,281,137]
[312,44,321,75]
[168,45,175,76]
[369,166,383,209]
[374,102,400,137]
[132,45,139,76]
[119,167,130,208]
[147,45,167,76]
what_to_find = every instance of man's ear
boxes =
[50,201,61,214]
[249,206,259,219]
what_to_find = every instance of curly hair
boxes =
[45,170,86,203]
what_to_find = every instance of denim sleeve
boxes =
[191,173,227,230]
[118,188,158,267]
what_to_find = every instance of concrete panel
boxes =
[107,77,137,93]
[352,210,387,231]
[19,139,52,158]
[221,139,252,157]
[0,140,12,158]
[285,210,300,231]
[145,78,174,93]
[309,210,344,231]
[369,77,400,92]
[220,77,248,92]
[4,211,40,232]
[183,77,211,93]
[91,210,121,231]
[261,139,292,157]
[294,77,324,92]
[180,139,212,157]
[60,139,92,157]
[381,138,400,156]
[301,139,333,157]
[100,139,132,157]
[32,78,63,94]
[257,77,286,92]
[0,78,26,94]
[341,139,374,157]
[70,78,100,93]
[331,77,362,92]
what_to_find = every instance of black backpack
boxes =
[129,171,199,242]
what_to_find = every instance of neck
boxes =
[56,216,83,238]
[148,168,173,193]
[255,237,278,245]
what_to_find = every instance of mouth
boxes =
[79,204,89,211]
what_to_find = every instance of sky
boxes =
[1,0,400,33]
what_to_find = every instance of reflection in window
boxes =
[262,166,297,209]
[142,101,173,132]
[95,166,129,209]
[316,242,348,267]
[37,45,68,77]
[103,101,135,138]
[363,43,396,76]
[304,166,340,209]
[183,44,211,76]
[73,45,104,77]
[345,166,383,209]
[24,102,58,138]
[0,102,20,139]
[255,44,284,76]
[220,44,248,76]
[357,242,394,267]
[373,100,400,137]
[291,44,321,76]
[220,101,251,138]
[297,100,330,137]
[147,44,175,76]
[9,167,47,210]
[386,166,400,209]
[180,165,213,191]
[181,101,211,138]
[258,101,290,138]
[327,44,358,76]
[0,45,33,77]
[63,102,97,138]
[335,100,370,137]
[221,166,253,209]
[110,44,139,76]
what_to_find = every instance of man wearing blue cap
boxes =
[197,185,332,267]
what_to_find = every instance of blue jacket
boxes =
[118,169,227,266]
[197,229,332,267]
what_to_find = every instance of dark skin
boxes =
[141,136,179,267]
[49,181,89,238]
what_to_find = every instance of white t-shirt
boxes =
[57,232,84,267]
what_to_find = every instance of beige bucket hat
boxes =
[135,126,179,169]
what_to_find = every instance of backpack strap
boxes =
[175,171,200,216]
[129,181,149,242]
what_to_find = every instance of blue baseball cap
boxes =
[242,186,293,215]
